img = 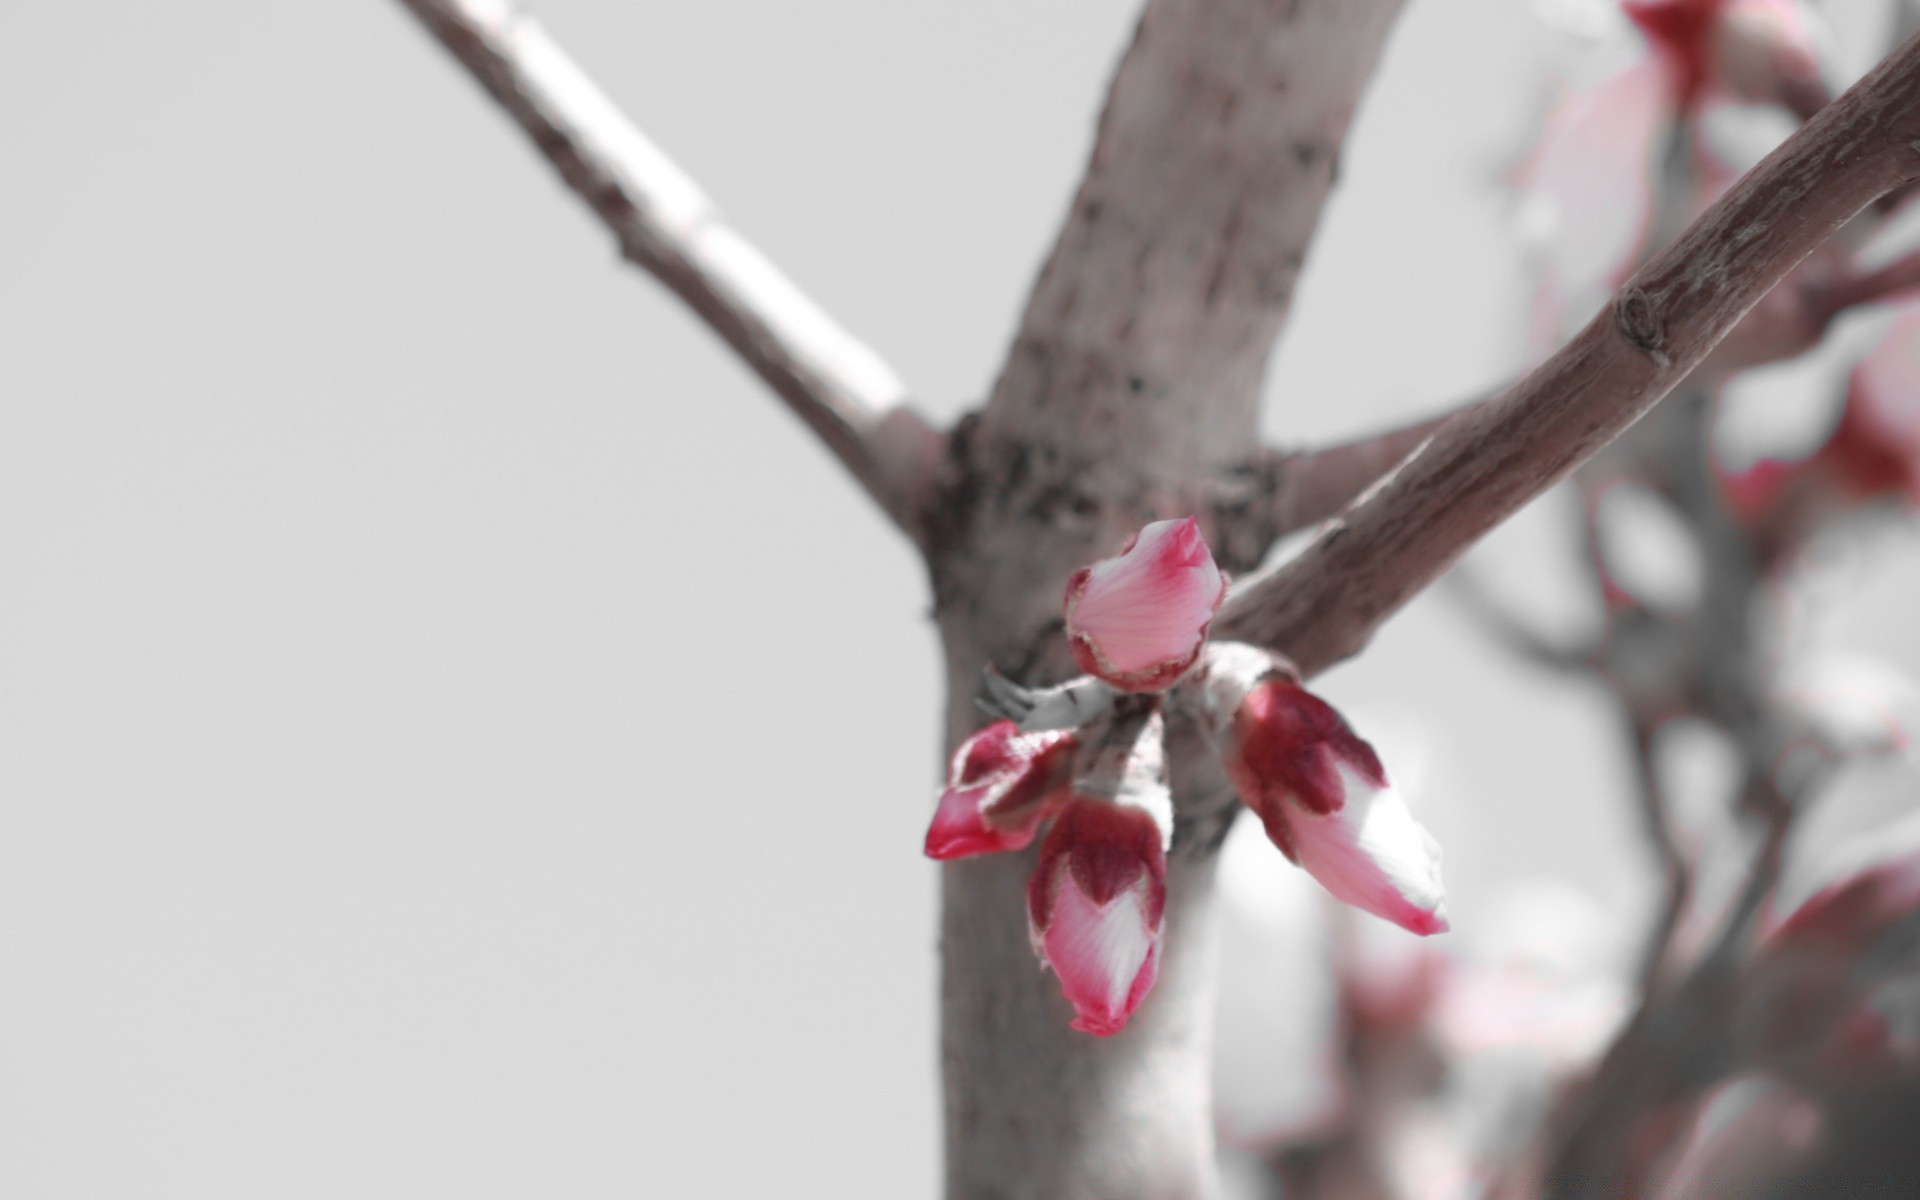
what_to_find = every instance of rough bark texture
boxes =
[928,3,1407,1195]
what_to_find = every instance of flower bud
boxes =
[1624,0,1827,116]
[1201,650,1447,936]
[1063,518,1226,693]
[1708,0,1826,117]
[923,721,1076,861]
[1026,797,1167,1036]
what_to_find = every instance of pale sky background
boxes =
[4,1,1919,1196]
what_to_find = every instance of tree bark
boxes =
[929,3,1407,1195]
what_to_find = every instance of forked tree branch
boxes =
[1251,234,1920,569]
[395,0,942,543]
[1218,32,1920,679]
[1209,400,1477,571]
[1211,224,1920,572]
[1260,407,1465,532]
[968,0,1408,486]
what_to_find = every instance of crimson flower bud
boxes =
[1623,0,1721,107]
[1063,518,1226,693]
[923,721,1076,861]
[1624,0,1826,116]
[1199,645,1448,936]
[1026,797,1167,1036]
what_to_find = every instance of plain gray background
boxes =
[4,0,1918,1195]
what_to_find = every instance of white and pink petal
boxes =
[923,722,1076,860]
[1288,764,1449,937]
[1202,666,1448,936]
[1064,518,1227,692]
[1026,798,1168,1036]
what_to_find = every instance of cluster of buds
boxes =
[924,518,1448,1036]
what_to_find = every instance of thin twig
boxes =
[1704,772,1797,967]
[394,0,941,542]
[1820,244,1920,313]
[1627,716,1691,992]
[1217,30,1920,679]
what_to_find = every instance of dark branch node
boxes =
[1615,287,1671,365]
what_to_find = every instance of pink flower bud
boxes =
[923,721,1076,861]
[1212,665,1448,936]
[1624,0,1825,115]
[1623,0,1726,109]
[1514,61,1666,342]
[1026,797,1167,1036]
[1063,518,1227,693]
[1708,0,1826,116]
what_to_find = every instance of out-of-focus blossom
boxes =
[1433,881,1631,1067]
[1064,517,1226,692]
[1774,652,1920,763]
[1720,303,1920,542]
[1027,796,1168,1036]
[1425,881,1632,1181]
[1739,849,1920,1087]
[1624,0,1826,114]
[1821,304,1920,506]
[923,721,1076,860]
[1198,644,1449,936]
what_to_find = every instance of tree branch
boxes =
[1208,401,1475,571]
[968,0,1409,487]
[1686,242,1920,391]
[394,0,942,543]
[1258,234,1920,572]
[1626,716,1691,993]
[1217,32,1920,679]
